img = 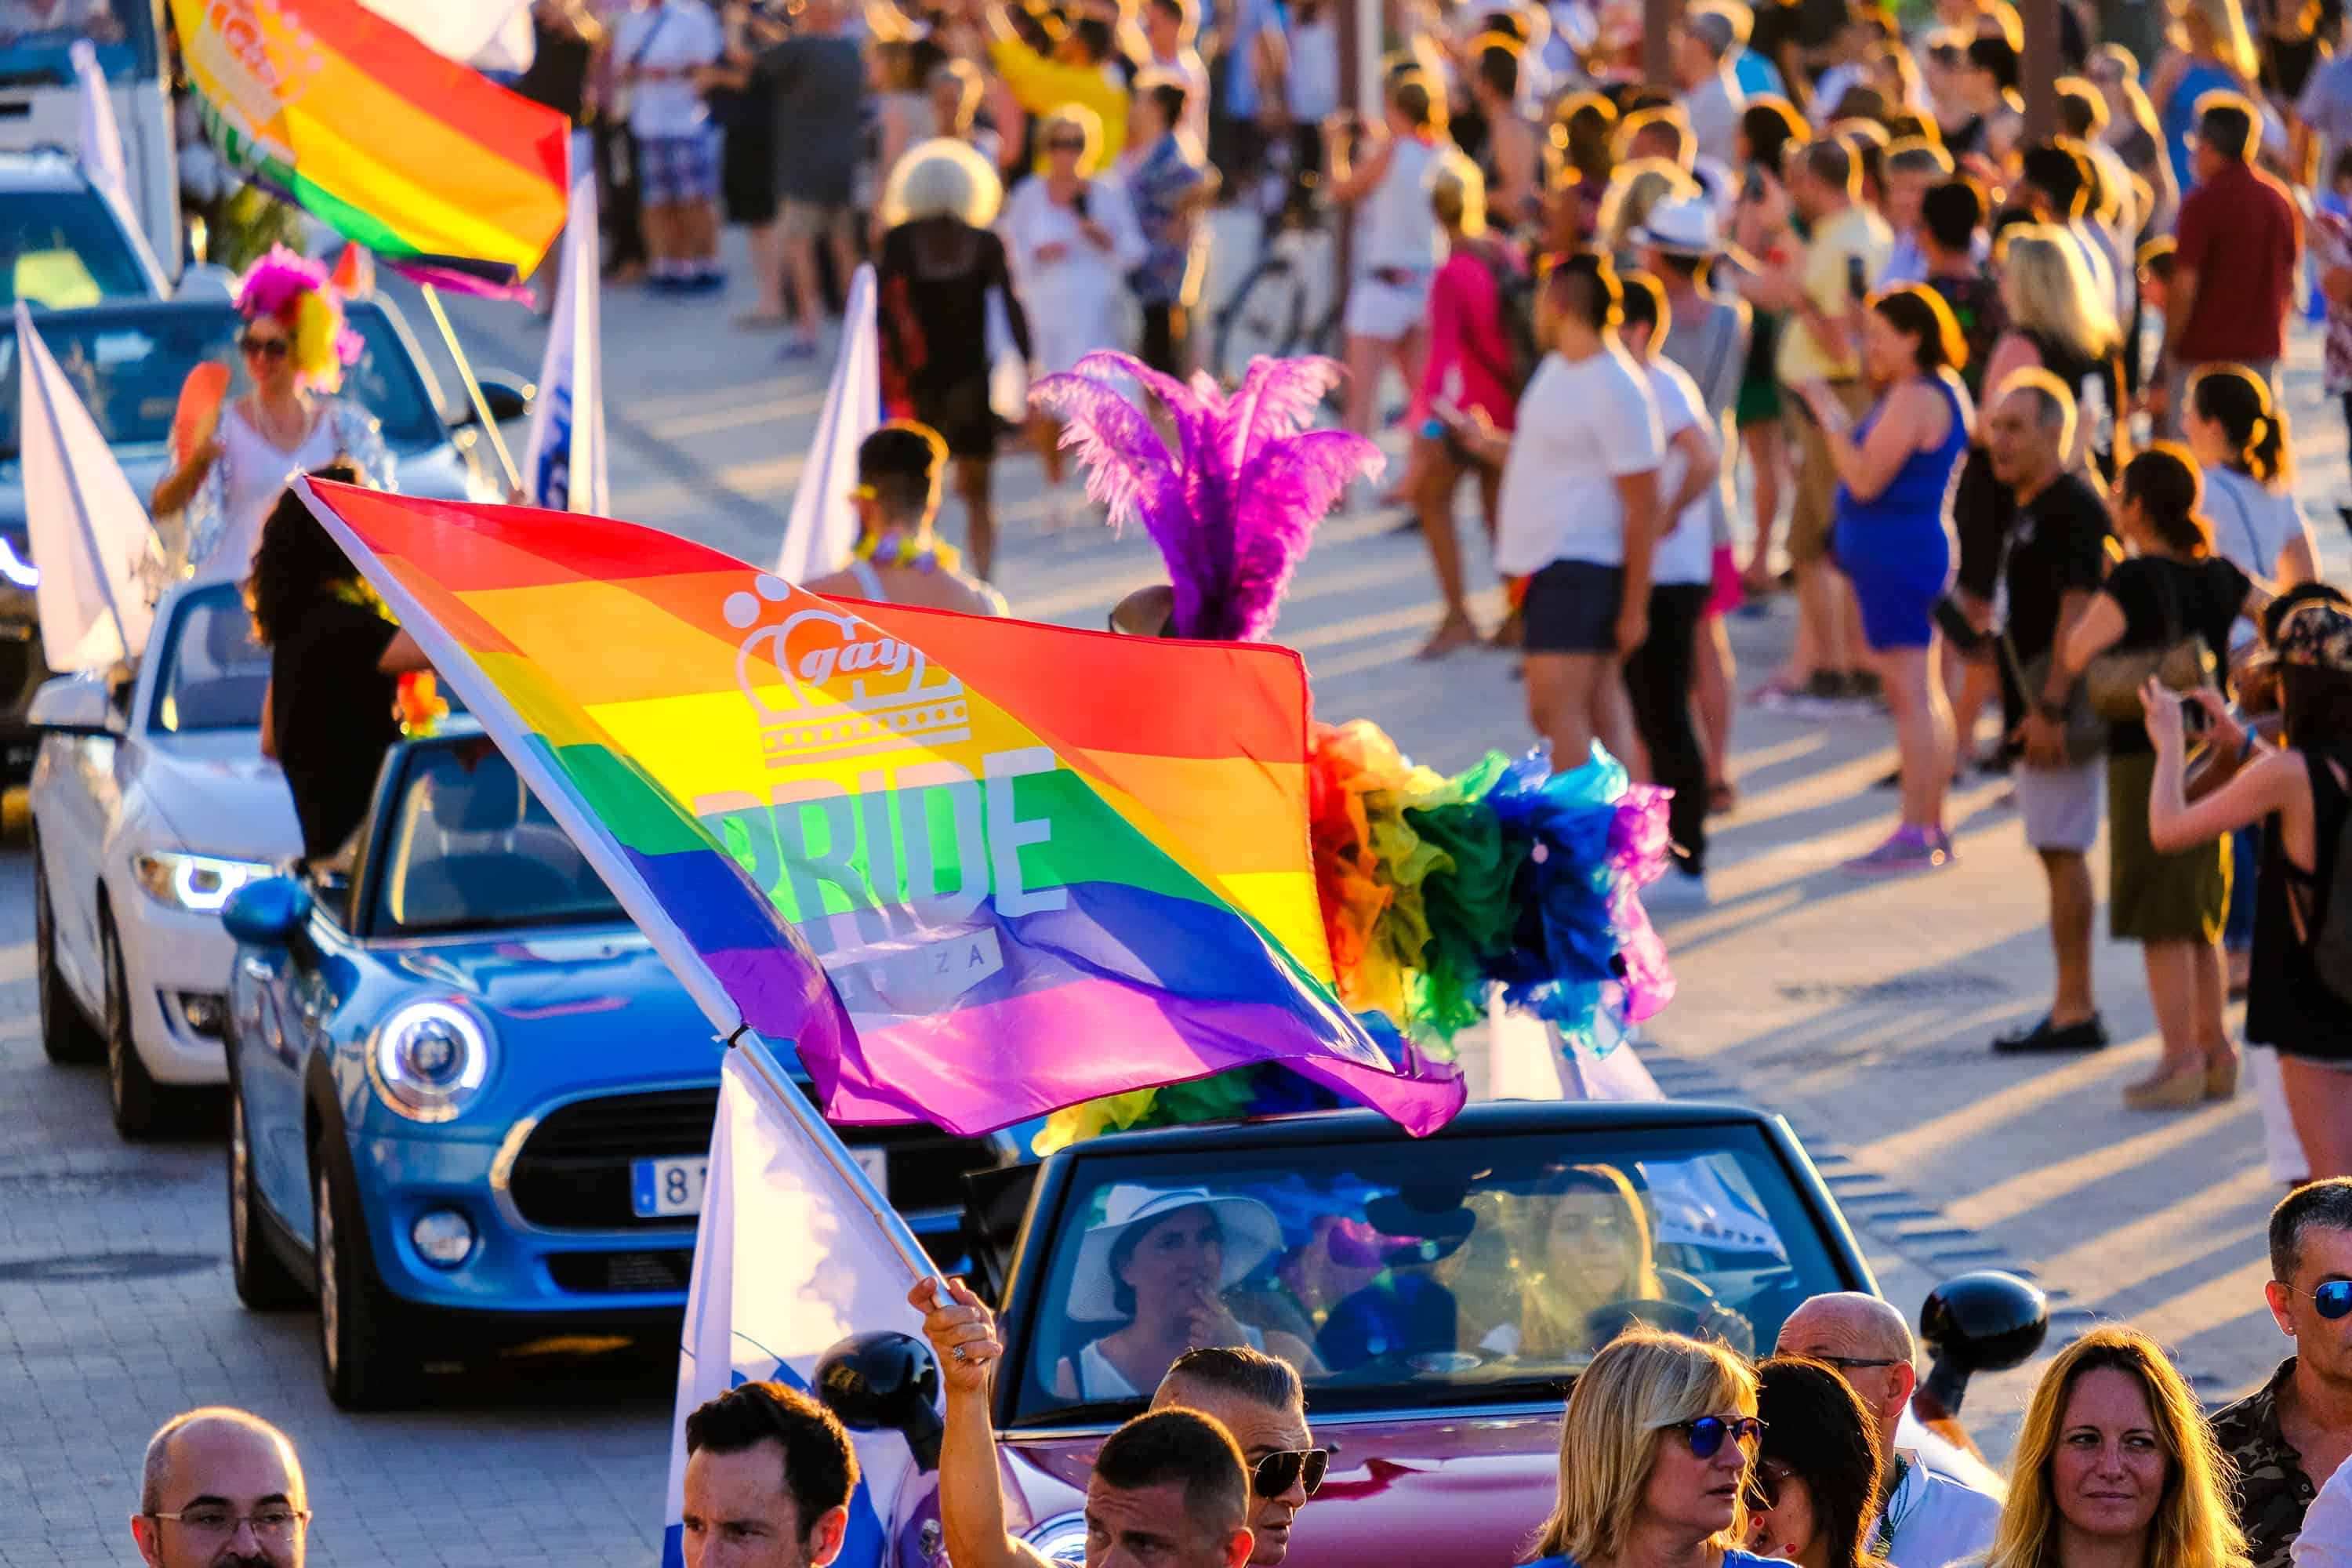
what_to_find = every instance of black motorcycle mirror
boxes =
[1916,1270,2049,1418]
[816,1330,946,1472]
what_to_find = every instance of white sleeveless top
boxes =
[185,398,393,583]
[1357,135,1446,273]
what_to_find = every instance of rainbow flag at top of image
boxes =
[297,482,1467,1140]
[169,0,568,289]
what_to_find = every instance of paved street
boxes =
[3,234,2349,1564]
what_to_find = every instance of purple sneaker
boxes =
[1842,825,1953,874]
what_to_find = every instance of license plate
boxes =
[632,1156,708,1218]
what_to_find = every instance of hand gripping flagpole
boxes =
[730,1030,955,1309]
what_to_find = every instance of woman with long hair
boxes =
[1980,228,2125,477]
[248,470,432,865]
[2148,597,2352,1175]
[1494,1165,1669,1359]
[2150,0,2260,188]
[1600,158,1702,274]
[1979,1327,2248,1568]
[1000,103,1145,530]
[2056,447,2272,1110]
[1526,1329,1776,1568]
[874,139,1030,582]
[1410,154,1520,657]
[2087,46,2180,236]
[152,246,384,583]
[1801,287,1973,873]
[1745,1358,1884,1568]
[1730,96,1810,599]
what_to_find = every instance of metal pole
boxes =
[419,282,525,496]
[734,1031,951,1305]
[2020,0,2061,143]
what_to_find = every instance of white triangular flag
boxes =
[70,38,132,220]
[775,264,880,582]
[522,175,607,515]
[14,302,160,670]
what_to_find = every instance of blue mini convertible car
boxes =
[221,721,1014,1408]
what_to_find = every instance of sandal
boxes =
[1417,614,1484,660]
[2123,1065,2208,1112]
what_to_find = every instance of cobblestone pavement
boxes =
[2,234,2346,1562]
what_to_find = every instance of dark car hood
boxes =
[1005,1406,1565,1567]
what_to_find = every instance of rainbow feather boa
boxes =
[1034,725,1675,1153]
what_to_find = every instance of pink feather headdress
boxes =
[235,245,365,389]
[1027,353,1384,642]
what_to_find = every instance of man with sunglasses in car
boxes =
[2214,1181,2352,1568]
[913,1276,1326,1566]
[1776,1293,1998,1568]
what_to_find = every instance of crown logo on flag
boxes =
[726,575,970,767]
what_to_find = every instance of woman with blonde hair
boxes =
[1979,1327,2248,1568]
[2151,0,2259,188]
[1981,227,2125,474]
[876,139,1029,580]
[1601,158,1702,274]
[1526,1329,1777,1568]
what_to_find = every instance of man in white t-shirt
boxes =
[1616,270,1724,910]
[613,0,726,290]
[1466,256,1664,778]
[1777,1294,2003,1568]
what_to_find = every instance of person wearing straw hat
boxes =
[1051,1184,1303,1402]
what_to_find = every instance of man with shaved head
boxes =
[132,1406,309,1568]
[1777,1293,1999,1568]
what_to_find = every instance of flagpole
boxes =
[419,281,525,495]
[731,1031,947,1295]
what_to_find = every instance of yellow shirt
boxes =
[1774,203,1893,385]
[990,38,1128,174]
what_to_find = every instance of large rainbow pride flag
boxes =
[170,0,569,286]
[298,481,1466,1138]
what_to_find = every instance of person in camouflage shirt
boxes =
[2212,1182,2352,1568]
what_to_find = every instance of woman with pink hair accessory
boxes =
[151,245,391,583]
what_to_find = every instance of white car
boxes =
[29,577,299,1137]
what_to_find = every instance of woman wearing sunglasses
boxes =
[1977,1327,2245,1568]
[1526,1328,1777,1568]
[154,246,390,584]
[1744,1358,1883,1568]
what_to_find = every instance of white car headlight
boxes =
[1022,1513,1088,1560]
[369,1000,495,1123]
[132,851,274,913]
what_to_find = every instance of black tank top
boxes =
[2248,746,2352,1059]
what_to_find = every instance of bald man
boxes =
[1777,1294,2000,1568]
[132,1407,309,1568]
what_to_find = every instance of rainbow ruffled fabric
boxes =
[1036,727,1677,1152]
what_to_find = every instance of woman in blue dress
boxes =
[1799,286,1974,874]
[1523,1329,1782,1568]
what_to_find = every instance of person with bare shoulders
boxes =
[805,424,1009,617]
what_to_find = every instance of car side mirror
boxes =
[457,372,534,426]
[223,877,314,948]
[817,1330,945,1472]
[28,674,121,736]
[1917,1269,2049,1417]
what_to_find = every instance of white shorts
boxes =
[1345,271,1433,341]
[2014,758,2102,853]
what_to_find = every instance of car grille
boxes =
[505,1085,1007,1231]
[546,1249,695,1294]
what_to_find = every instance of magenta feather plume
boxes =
[235,245,328,323]
[1028,351,1381,641]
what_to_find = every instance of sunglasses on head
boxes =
[240,333,291,361]
[1252,1447,1330,1499]
[2288,1280,2352,1319]
[1671,1415,1765,1459]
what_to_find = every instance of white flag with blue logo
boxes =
[662,1050,932,1568]
[775,263,880,582]
[523,175,607,516]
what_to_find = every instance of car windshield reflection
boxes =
[373,739,625,937]
[1014,1125,1840,1424]
[149,582,269,732]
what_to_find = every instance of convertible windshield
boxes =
[372,739,625,936]
[149,582,268,732]
[1011,1123,1845,1425]
[0,300,445,461]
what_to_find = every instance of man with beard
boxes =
[916,1276,1312,1566]
[680,1381,858,1568]
[132,1408,310,1568]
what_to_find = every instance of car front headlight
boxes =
[369,1000,495,1123]
[132,851,275,913]
[1022,1513,1088,1560]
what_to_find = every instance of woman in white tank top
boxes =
[1324,73,1453,458]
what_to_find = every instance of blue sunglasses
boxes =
[2288,1281,2352,1320]
[1673,1415,1766,1458]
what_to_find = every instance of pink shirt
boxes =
[1414,243,1523,430]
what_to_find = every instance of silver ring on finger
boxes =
[951,1343,967,1362]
